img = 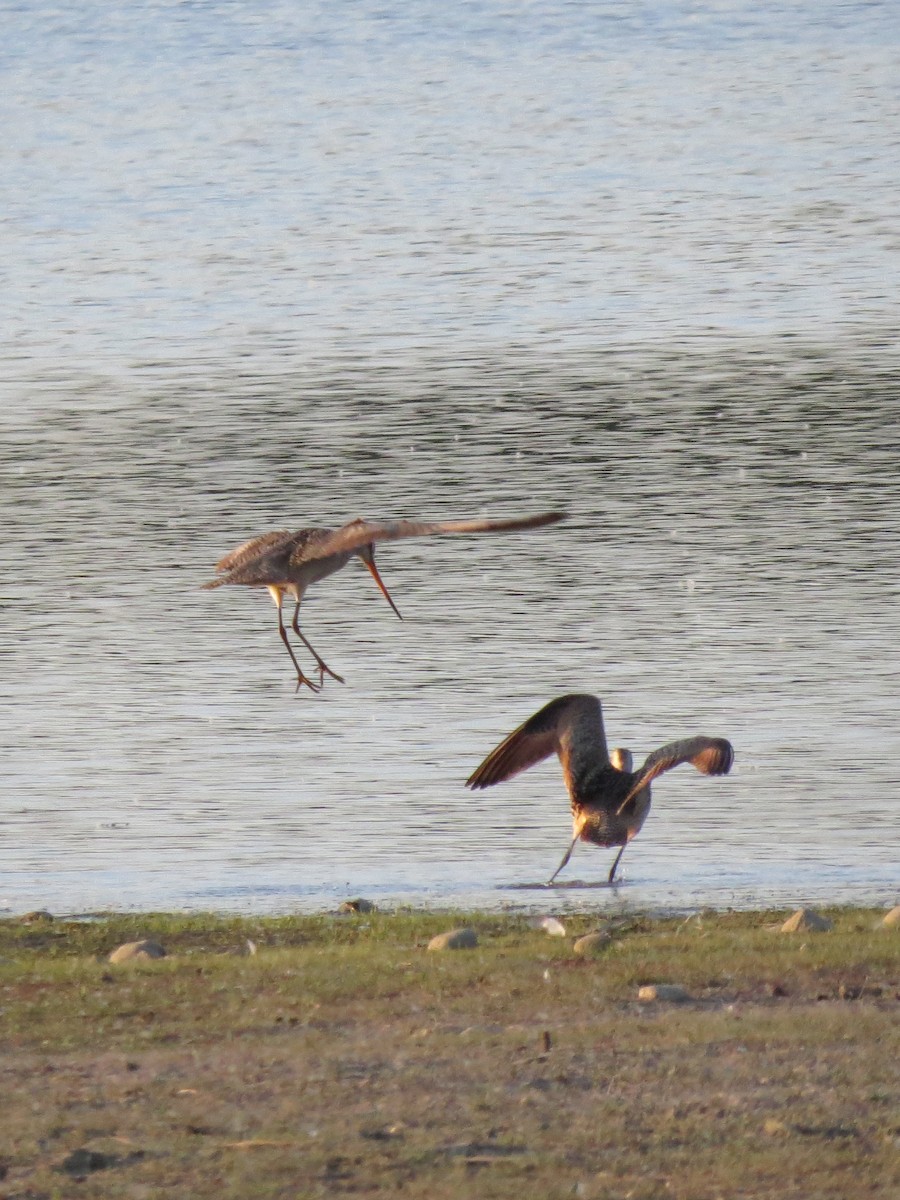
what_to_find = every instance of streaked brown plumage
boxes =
[202,511,566,692]
[466,693,734,884]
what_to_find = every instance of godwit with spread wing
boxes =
[466,693,733,884]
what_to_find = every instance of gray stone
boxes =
[427,927,478,951]
[573,931,611,956]
[17,910,54,923]
[339,898,375,913]
[637,983,692,1003]
[780,908,833,933]
[108,939,167,964]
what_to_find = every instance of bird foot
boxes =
[316,663,345,685]
[294,673,322,695]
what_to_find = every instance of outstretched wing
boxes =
[466,693,607,792]
[199,529,296,590]
[616,736,734,815]
[212,530,293,573]
[202,527,343,590]
[299,511,566,561]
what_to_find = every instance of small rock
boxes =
[108,939,167,964]
[339,898,375,914]
[533,916,567,937]
[881,905,900,928]
[573,931,611,956]
[637,984,692,1003]
[780,908,833,933]
[427,927,478,951]
[17,910,54,923]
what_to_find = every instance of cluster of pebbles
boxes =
[14,902,899,1006]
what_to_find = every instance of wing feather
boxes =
[201,528,328,589]
[616,736,734,814]
[213,530,293,573]
[466,693,606,791]
[301,511,566,561]
[641,736,734,778]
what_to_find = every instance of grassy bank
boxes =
[1,907,897,1198]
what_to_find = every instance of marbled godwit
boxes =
[466,693,734,884]
[202,511,566,692]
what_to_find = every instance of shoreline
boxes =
[5,893,899,923]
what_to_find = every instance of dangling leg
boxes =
[547,833,580,885]
[607,844,627,884]
[290,601,345,685]
[268,587,320,694]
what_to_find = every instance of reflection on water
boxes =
[1,1,898,912]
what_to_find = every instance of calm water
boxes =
[1,1,898,915]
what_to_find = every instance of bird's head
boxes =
[610,747,633,773]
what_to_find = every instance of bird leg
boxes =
[290,602,345,686]
[546,833,580,885]
[268,588,320,694]
[548,837,627,886]
[607,845,626,884]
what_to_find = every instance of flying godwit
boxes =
[202,511,566,692]
[466,693,734,884]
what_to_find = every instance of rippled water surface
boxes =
[1,1,898,914]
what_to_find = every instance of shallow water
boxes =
[1,2,898,915]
